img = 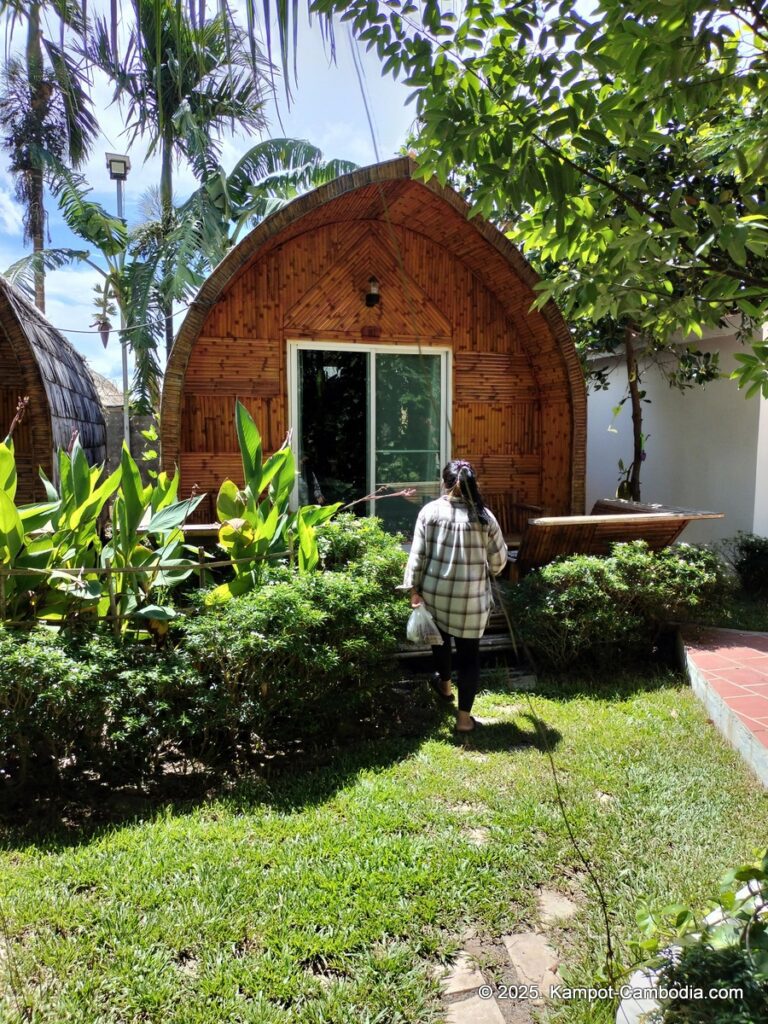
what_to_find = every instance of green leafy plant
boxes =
[507,541,732,668]
[183,515,408,757]
[207,401,341,604]
[726,533,768,598]
[0,625,201,790]
[101,443,204,633]
[0,517,409,791]
[634,850,768,1023]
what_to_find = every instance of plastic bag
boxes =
[406,604,443,645]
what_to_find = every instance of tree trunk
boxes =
[624,325,643,501]
[29,167,46,313]
[160,137,175,359]
[27,3,46,313]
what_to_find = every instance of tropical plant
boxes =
[0,421,204,629]
[84,0,269,356]
[207,401,341,603]
[176,138,357,268]
[634,849,768,1023]
[4,165,165,409]
[0,0,97,311]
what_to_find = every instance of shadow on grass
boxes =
[2,676,549,847]
[0,665,609,848]
[452,712,562,754]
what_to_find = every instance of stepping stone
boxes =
[465,826,491,847]
[446,995,506,1024]
[537,888,578,926]
[442,952,486,995]
[502,932,562,1001]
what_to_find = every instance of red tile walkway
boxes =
[680,626,768,786]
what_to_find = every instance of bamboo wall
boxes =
[163,163,586,527]
[0,330,39,501]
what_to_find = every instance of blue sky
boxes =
[0,5,415,387]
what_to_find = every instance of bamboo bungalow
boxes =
[0,277,106,501]
[161,158,587,535]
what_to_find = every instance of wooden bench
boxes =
[509,498,724,578]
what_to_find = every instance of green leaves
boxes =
[235,400,263,491]
[0,489,24,564]
[305,0,768,387]
[731,344,768,399]
[210,405,340,603]
[0,439,16,501]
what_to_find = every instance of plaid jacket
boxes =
[401,496,509,638]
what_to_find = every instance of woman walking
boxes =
[402,460,508,732]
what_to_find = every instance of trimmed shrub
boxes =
[506,541,732,669]
[0,627,199,790]
[180,516,408,754]
[0,517,410,792]
[728,532,768,597]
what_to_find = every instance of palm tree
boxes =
[0,1,96,312]
[3,141,355,409]
[85,0,270,355]
[175,138,357,269]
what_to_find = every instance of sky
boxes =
[0,4,416,388]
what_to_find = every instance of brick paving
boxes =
[680,626,768,786]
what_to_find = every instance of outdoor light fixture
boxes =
[105,152,131,181]
[105,150,132,448]
[365,276,380,307]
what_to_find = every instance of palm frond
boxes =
[41,38,99,166]
[48,164,128,256]
[3,247,96,300]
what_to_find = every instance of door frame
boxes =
[286,339,453,509]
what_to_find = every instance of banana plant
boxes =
[101,444,205,632]
[30,436,123,620]
[206,402,340,604]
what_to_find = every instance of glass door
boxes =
[373,352,444,534]
[297,348,369,508]
[293,344,449,535]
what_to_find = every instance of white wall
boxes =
[754,393,768,536]
[586,332,766,543]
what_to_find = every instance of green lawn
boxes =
[1,670,766,1024]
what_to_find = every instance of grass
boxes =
[1,668,767,1024]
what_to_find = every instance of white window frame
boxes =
[287,339,452,509]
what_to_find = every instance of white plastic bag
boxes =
[406,604,443,645]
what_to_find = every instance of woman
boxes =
[402,460,508,732]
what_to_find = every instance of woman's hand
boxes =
[410,589,423,608]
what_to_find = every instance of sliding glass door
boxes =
[290,343,450,535]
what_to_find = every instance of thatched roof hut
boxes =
[0,276,106,501]
[162,158,586,533]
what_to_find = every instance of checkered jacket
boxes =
[401,496,509,638]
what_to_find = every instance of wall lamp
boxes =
[365,276,380,307]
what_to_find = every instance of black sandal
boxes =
[429,674,454,702]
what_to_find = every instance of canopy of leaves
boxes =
[307,0,768,395]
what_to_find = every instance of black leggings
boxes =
[431,627,481,713]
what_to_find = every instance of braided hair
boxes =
[442,459,489,525]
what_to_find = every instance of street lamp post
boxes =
[106,152,132,450]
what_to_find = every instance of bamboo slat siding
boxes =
[161,159,586,521]
[0,278,106,501]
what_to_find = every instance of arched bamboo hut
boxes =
[162,158,586,535]
[0,277,106,501]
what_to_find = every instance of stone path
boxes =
[440,890,578,1023]
[680,626,768,786]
